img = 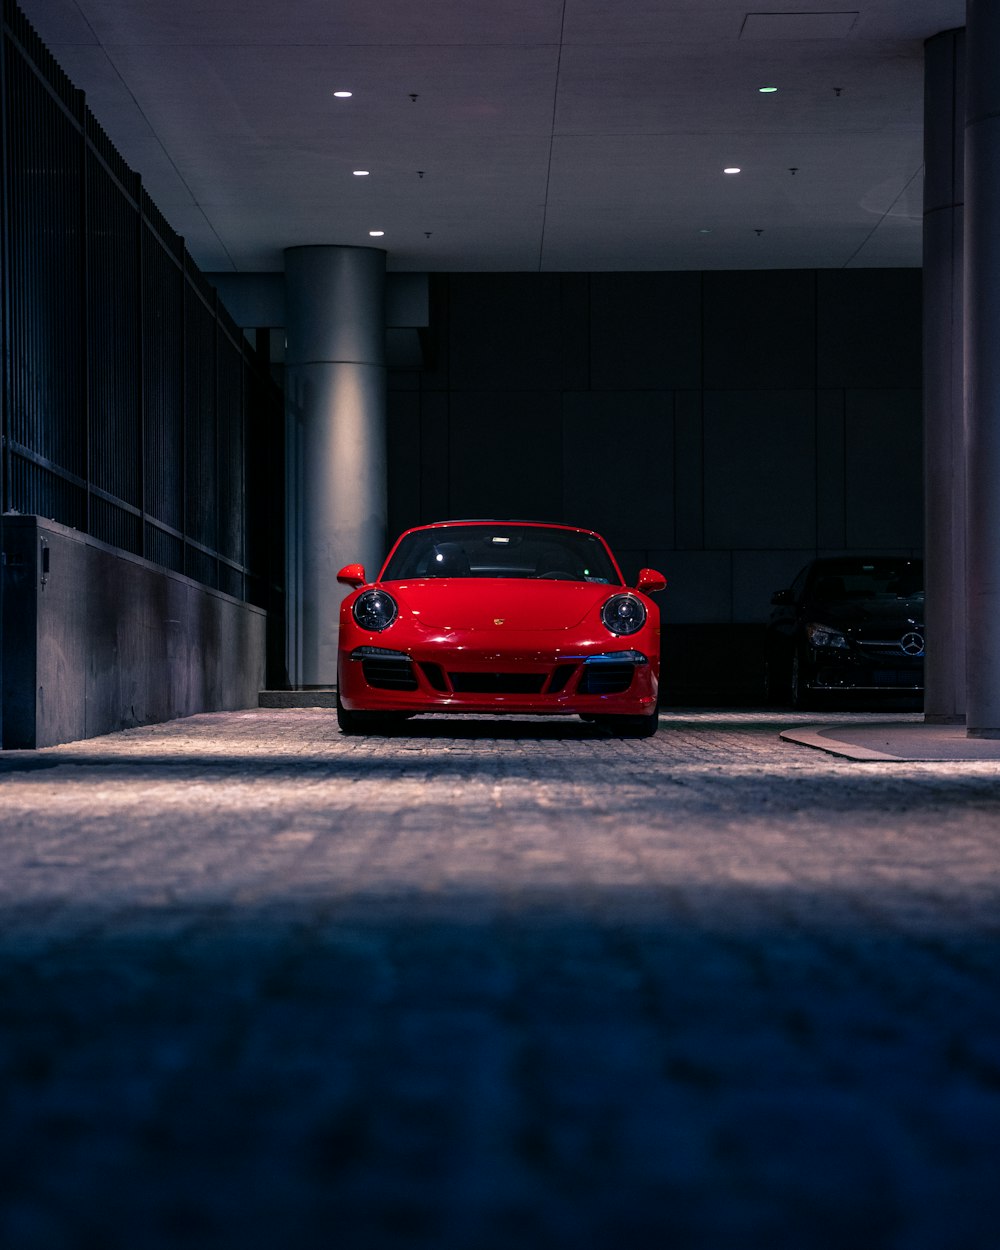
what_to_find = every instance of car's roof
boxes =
[809,555,923,568]
[416,519,602,536]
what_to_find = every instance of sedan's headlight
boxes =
[805,621,849,649]
[601,594,647,636]
[353,589,398,632]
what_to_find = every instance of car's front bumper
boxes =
[805,647,923,693]
[338,638,659,716]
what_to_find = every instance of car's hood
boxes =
[385,578,619,631]
[804,595,924,632]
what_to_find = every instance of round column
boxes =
[965,2,1000,736]
[284,246,387,687]
[923,29,966,724]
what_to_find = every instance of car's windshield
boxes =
[381,524,621,584]
[806,559,924,602]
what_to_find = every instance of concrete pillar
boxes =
[284,246,387,687]
[922,29,966,724]
[965,1,1000,736]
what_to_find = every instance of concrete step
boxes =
[258,689,337,708]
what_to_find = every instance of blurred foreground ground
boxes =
[1,708,998,1250]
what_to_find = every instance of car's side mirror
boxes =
[771,588,794,606]
[636,568,667,594]
[337,563,367,588]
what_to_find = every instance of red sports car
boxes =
[335,520,666,736]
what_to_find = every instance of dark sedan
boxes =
[765,557,924,709]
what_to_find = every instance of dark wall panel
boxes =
[589,273,701,390]
[818,269,923,388]
[703,390,817,549]
[448,274,568,391]
[555,274,590,391]
[142,222,185,541]
[562,391,674,550]
[673,391,704,550]
[816,388,847,549]
[417,392,452,525]
[217,331,245,577]
[448,392,563,521]
[87,155,141,521]
[844,388,923,548]
[703,270,816,389]
[184,290,218,560]
[657,550,733,621]
[4,43,85,503]
[386,390,421,542]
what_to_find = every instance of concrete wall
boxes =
[386,269,923,701]
[1,517,266,749]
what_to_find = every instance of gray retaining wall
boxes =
[1,516,265,749]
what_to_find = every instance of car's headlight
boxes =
[353,589,398,632]
[806,622,849,649]
[601,594,647,636]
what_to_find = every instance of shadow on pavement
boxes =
[1,888,999,1250]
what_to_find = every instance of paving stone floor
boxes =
[1,708,999,1250]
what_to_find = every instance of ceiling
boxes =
[18,0,964,273]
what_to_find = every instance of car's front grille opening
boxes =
[419,662,450,692]
[868,670,924,688]
[577,663,636,695]
[447,672,547,694]
[547,664,576,694]
[361,657,419,691]
[858,645,924,660]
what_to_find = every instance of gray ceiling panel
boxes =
[16,0,964,272]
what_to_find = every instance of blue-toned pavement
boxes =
[1,709,998,1250]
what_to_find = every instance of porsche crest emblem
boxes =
[494,618,505,625]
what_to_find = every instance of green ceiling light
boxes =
[759,86,778,93]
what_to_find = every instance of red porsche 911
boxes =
[336,520,666,736]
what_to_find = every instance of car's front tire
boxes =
[790,649,814,711]
[336,690,411,735]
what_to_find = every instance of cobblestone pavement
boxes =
[1,709,999,1250]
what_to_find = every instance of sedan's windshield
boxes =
[806,558,924,602]
[381,525,621,584]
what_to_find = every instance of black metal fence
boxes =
[0,0,282,610]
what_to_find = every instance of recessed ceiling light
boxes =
[724,167,741,175]
[333,90,353,98]
[369,230,385,237]
[698,228,712,234]
[759,86,778,93]
[353,170,370,177]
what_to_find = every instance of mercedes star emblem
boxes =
[900,631,925,656]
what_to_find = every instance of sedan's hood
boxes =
[804,595,924,632]
[386,578,618,631]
